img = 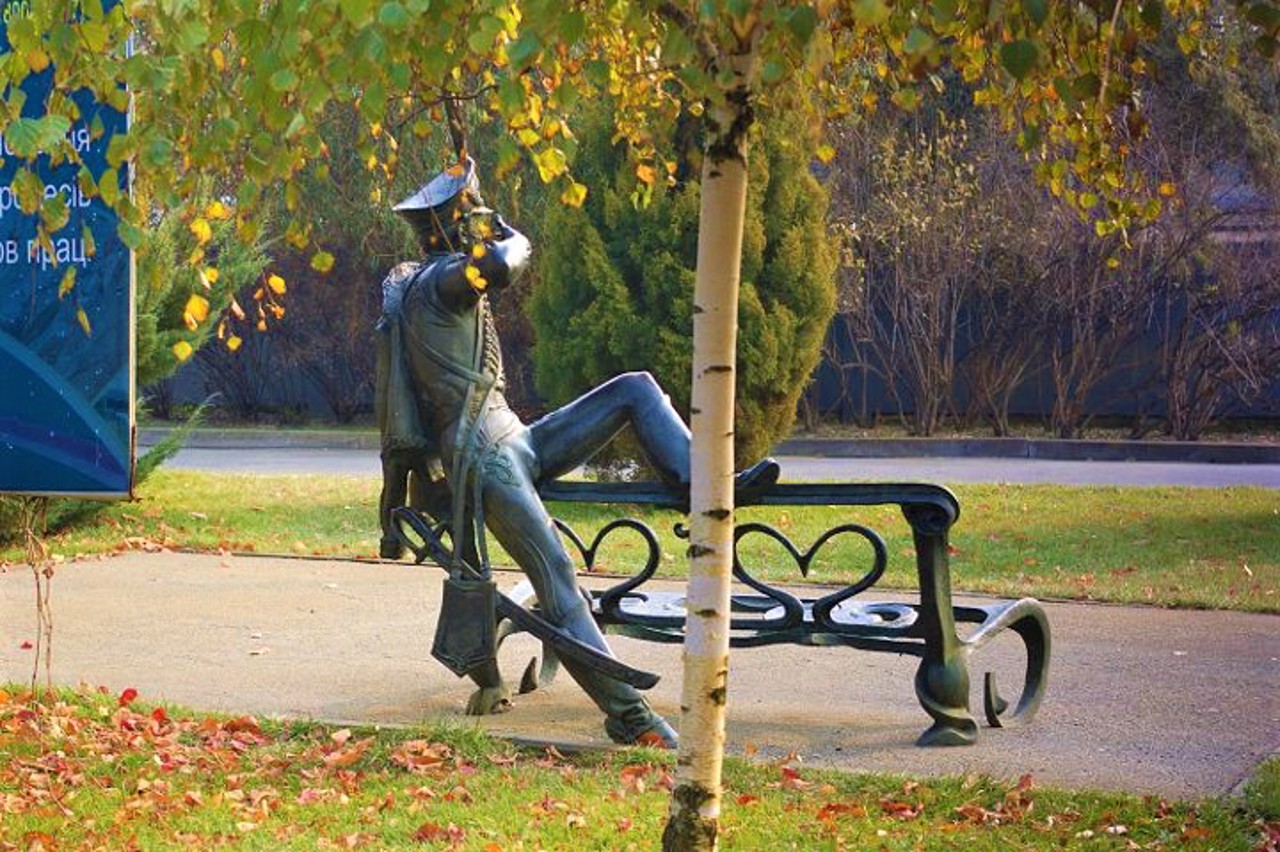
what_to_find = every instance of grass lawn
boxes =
[2,687,1274,852]
[3,470,1276,613]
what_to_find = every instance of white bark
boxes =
[664,49,757,852]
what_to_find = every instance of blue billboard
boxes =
[0,13,134,497]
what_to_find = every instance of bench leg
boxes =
[904,506,978,746]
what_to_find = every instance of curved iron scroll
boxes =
[552,517,680,627]
[955,599,1052,728]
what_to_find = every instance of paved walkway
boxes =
[3,552,1276,800]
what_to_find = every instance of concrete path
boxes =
[3,552,1276,800]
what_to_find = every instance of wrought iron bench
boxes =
[525,479,1051,747]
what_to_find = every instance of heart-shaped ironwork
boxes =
[733,522,888,632]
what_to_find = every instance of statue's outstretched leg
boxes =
[482,436,677,747]
[530,372,690,485]
[530,371,779,491]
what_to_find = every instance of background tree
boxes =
[529,99,838,464]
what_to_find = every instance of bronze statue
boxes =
[376,158,778,748]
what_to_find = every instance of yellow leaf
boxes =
[267,274,286,295]
[815,144,836,164]
[635,163,656,186]
[204,266,219,285]
[26,49,50,73]
[205,200,231,220]
[310,251,335,273]
[189,217,213,245]
[211,47,226,72]
[516,128,541,147]
[226,335,242,352]
[184,293,210,323]
[58,267,77,300]
[76,306,92,337]
[1158,181,1177,197]
[560,181,587,208]
[172,340,194,361]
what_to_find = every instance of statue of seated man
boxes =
[376,157,778,748]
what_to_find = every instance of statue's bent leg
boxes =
[379,452,411,559]
[529,372,690,486]
[482,436,677,746]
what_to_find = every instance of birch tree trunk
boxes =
[663,49,757,852]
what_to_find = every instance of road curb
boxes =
[777,437,1280,464]
[138,427,381,451]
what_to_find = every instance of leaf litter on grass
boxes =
[4,686,1268,851]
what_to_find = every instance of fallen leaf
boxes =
[325,737,373,770]
[118,687,138,707]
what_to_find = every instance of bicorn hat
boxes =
[394,156,482,250]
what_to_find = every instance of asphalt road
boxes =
[159,446,1280,487]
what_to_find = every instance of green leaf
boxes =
[174,20,209,52]
[4,115,72,158]
[761,58,786,84]
[903,27,935,55]
[99,168,120,206]
[118,219,145,250]
[1052,75,1078,107]
[852,0,891,26]
[787,6,818,43]
[339,0,374,25]
[41,194,70,232]
[142,136,173,169]
[890,87,919,110]
[270,68,300,92]
[506,32,542,70]
[661,24,695,65]
[1246,2,1280,31]
[1140,0,1164,29]
[78,21,110,51]
[558,10,586,44]
[3,118,44,158]
[12,169,44,214]
[584,59,610,87]
[1025,0,1048,26]
[378,2,409,28]
[931,0,958,23]
[1073,71,1101,99]
[1000,39,1039,80]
